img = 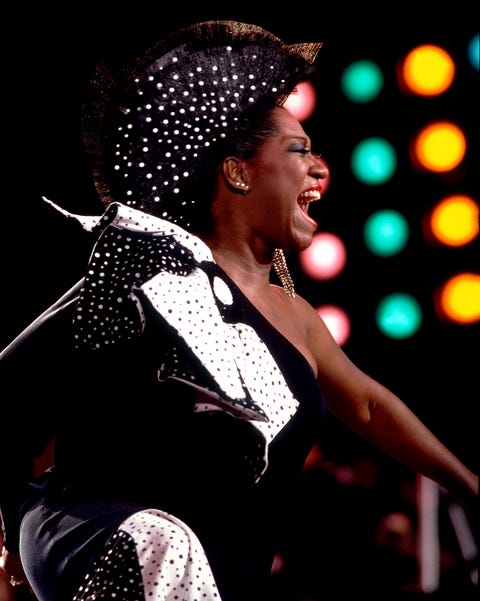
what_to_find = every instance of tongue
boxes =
[300,204,317,227]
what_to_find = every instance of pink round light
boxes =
[284,81,317,122]
[316,304,351,346]
[299,232,347,280]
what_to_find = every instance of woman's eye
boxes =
[291,146,311,154]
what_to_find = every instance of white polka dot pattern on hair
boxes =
[88,24,318,225]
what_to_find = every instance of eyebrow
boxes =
[285,134,312,146]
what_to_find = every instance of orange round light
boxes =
[401,44,455,96]
[411,121,466,172]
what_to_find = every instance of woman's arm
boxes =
[0,283,81,552]
[304,300,478,507]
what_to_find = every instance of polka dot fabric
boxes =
[73,509,220,600]
[51,200,301,481]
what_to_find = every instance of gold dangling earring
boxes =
[272,248,295,298]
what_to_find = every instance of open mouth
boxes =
[298,189,321,214]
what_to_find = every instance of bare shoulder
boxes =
[290,290,352,369]
[267,286,328,334]
[289,290,328,329]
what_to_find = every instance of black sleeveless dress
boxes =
[1,204,327,601]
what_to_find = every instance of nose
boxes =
[312,154,330,180]
[310,154,331,194]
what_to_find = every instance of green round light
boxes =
[375,293,422,339]
[341,60,384,103]
[468,34,479,71]
[351,137,397,185]
[363,210,409,256]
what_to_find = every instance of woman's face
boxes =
[244,106,328,253]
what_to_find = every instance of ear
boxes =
[221,156,251,193]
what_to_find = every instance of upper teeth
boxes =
[300,190,321,201]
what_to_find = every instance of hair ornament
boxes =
[82,20,322,229]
